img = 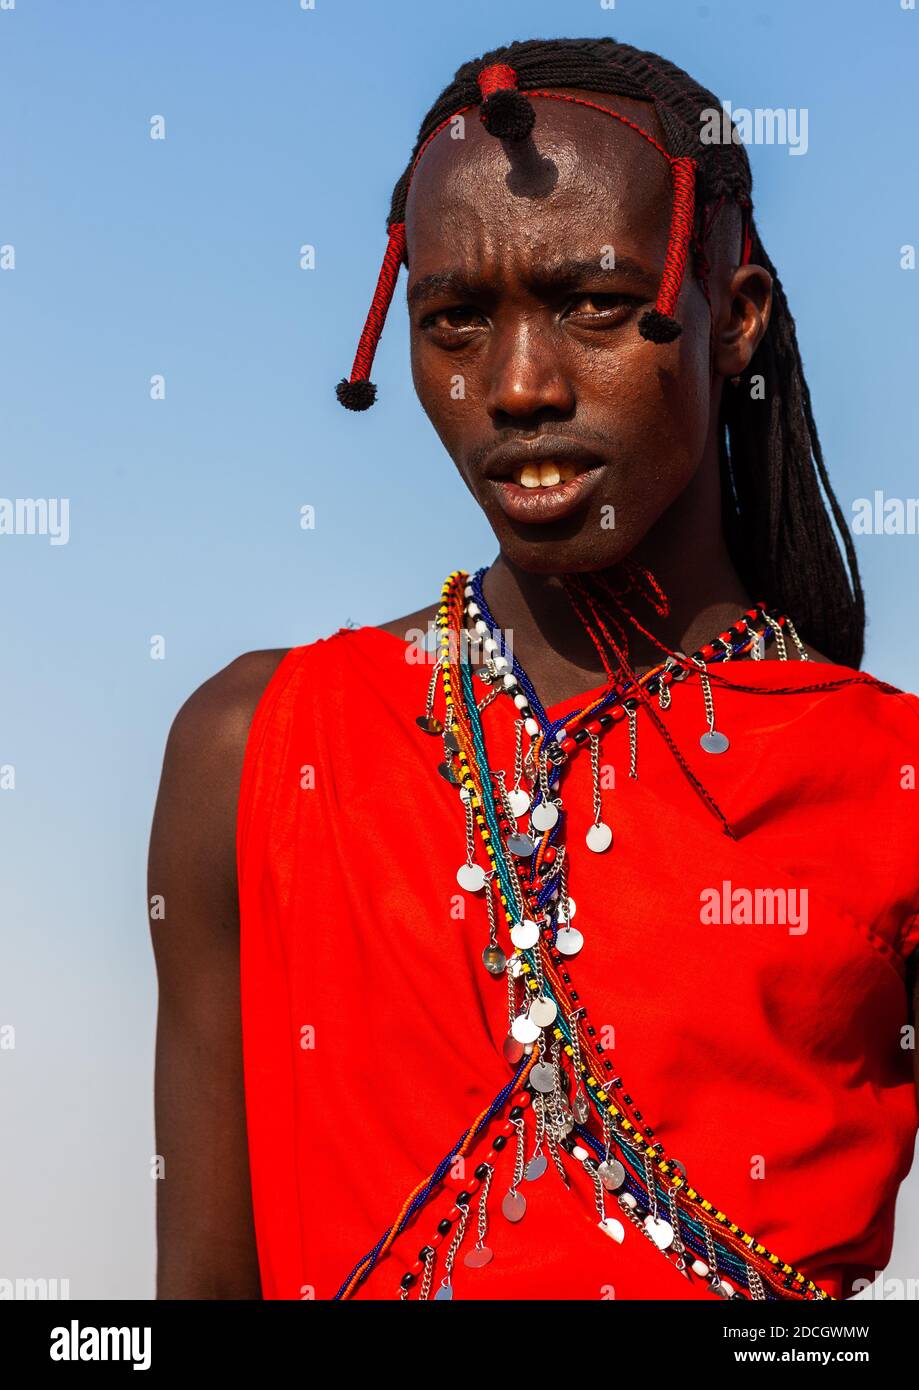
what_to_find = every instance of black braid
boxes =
[390,36,865,669]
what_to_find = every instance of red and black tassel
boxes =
[336,221,406,411]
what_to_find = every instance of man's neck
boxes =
[481,542,754,711]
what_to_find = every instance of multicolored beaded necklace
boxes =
[335,564,833,1304]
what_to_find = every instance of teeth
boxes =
[513,460,580,488]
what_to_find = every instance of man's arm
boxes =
[148,650,288,1299]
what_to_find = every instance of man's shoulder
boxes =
[166,649,292,774]
[374,601,441,641]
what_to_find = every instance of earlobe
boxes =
[714,264,773,379]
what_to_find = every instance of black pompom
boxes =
[638,309,683,344]
[480,90,536,142]
[336,378,377,411]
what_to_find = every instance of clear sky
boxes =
[1,0,917,1299]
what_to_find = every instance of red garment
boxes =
[237,625,919,1301]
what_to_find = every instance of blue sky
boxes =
[1,0,917,1297]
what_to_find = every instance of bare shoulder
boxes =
[374,601,440,641]
[165,648,292,767]
[149,648,291,933]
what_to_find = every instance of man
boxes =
[150,37,919,1301]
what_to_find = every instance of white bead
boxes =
[718,1278,735,1298]
[464,585,473,597]
[474,619,488,635]
[492,655,508,671]
[483,637,497,654]
[524,718,539,737]
[513,694,528,710]
[503,674,517,690]
[620,1192,637,1210]
[467,603,480,617]
[571,1144,590,1162]
[691,1259,709,1277]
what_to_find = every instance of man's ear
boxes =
[713,264,773,378]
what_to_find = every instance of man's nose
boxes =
[484,316,576,422]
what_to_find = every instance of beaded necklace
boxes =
[335,567,832,1303]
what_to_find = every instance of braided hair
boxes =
[337,36,865,670]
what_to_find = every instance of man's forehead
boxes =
[405,87,673,245]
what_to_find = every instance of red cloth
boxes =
[237,626,919,1301]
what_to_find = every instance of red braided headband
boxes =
[337,64,700,410]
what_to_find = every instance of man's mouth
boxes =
[489,456,604,524]
[510,459,582,488]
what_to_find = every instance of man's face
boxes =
[405,90,718,574]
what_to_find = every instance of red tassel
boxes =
[336,221,406,410]
[638,156,697,344]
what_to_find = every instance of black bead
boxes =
[436,1218,451,1235]
[456,1191,471,1205]
[574,730,590,745]
[419,1245,435,1261]
[494,1135,508,1151]
[400,1272,416,1290]
[508,1107,523,1122]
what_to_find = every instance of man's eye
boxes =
[567,293,633,317]
[422,306,484,331]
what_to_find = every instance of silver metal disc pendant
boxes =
[507,832,536,857]
[525,1154,548,1181]
[556,896,577,923]
[573,1091,591,1123]
[700,730,729,754]
[510,1014,540,1045]
[555,925,584,957]
[555,1101,575,1136]
[586,821,613,853]
[502,1033,525,1064]
[502,1190,527,1223]
[531,800,559,832]
[433,1283,454,1300]
[456,862,486,892]
[416,714,443,735]
[598,1159,626,1191]
[482,944,507,976]
[510,919,540,951]
[463,1245,493,1268]
[527,996,557,1028]
[644,1216,675,1250]
[507,788,530,818]
[529,1062,556,1093]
